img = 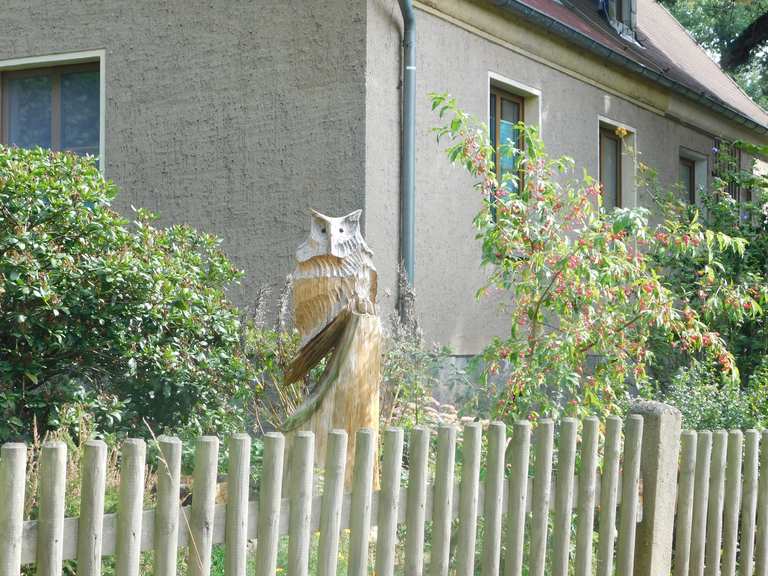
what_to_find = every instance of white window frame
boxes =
[0,50,106,170]
[597,115,637,208]
[679,147,709,206]
[487,72,542,136]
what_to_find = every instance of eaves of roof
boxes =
[490,0,768,135]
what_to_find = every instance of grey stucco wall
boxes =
[1,0,761,356]
[0,0,368,310]
[365,2,722,355]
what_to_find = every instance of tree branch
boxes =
[721,10,768,71]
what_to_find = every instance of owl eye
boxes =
[339,228,344,233]
[321,227,326,234]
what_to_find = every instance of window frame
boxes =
[0,51,105,169]
[0,61,100,154]
[490,86,525,192]
[679,156,696,204]
[599,126,623,208]
[713,138,743,200]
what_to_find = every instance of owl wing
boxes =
[284,307,350,384]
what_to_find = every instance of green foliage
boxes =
[380,270,466,428]
[651,361,759,430]
[661,0,768,108]
[0,146,255,442]
[430,93,737,422]
[642,143,768,389]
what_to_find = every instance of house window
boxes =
[713,138,742,200]
[490,87,524,193]
[679,157,696,204]
[1,62,100,156]
[599,127,622,208]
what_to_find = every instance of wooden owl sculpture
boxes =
[282,209,381,480]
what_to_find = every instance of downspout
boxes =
[398,0,416,289]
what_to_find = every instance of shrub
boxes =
[430,94,738,422]
[643,149,768,388]
[0,146,255,442]
[650,361,757,430]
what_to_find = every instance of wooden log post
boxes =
[431,426,457,576]
[691,431,713,576]
[722,430,744,576]
[705,430,728,576]
[616,414,643,576]
[575,417,599,576]
[505,421,531,576]
[529,420,554,576]
[318,430,348,576]
[288,432,314,576]
[348,428,375,576]
[255,433,285,576]
[456,423,482,576]
[317,430,348,576]
[674,431,698,576]
[741,430,760,576]
[37,441,67,576]
[155,436,182,576]
[225,434,251,576]
[77,440,107,576]
[628,401,682,576]
[405,427,430,576]
[482,422,506,576]
[116,439,146,576]
[376,428,403,576]
[597,416,622,576]
[188,437,219,576]
[552,418,578,576]
[0,443,26,576]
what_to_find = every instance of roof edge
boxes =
[491,0,768,135]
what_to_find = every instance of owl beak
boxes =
[330,241,343,258]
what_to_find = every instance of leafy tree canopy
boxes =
[661,0,768,109]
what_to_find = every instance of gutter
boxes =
[492,0,768,135]
[398,0,417,287]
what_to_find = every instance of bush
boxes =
[0,146,255,442]
[650,361,757,430]
[431,94,740,422]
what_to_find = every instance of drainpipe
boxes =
[398,0,416,289]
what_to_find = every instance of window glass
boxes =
[679,158,695,204]
[61,70,100,156]
[6,74,52,149]
[600,129,621,208]
[2,63,99,157]
[498,97,521,190]
[490,89,523,194]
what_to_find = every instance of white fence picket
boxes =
[10,417,661,576]
[431,425,456,576]
[0,443,26,576]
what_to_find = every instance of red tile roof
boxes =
[493,0,768,132]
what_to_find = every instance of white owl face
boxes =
[296,209,367,262]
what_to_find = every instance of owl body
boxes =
[292,209,377,344]
[283,209,382,483]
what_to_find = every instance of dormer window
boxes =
[605,0,636,39]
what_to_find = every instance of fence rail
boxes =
[0,416,646,576]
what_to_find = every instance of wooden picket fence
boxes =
[671,429,768,576]
[0,415,647,576]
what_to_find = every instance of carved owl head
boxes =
[296,209,371,262]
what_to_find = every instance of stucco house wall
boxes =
[1,0,765,357]
[365,0,764,354]
[0,0,369,307]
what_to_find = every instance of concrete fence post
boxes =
[629,400,683,576]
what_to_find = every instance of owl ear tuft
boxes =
[343,209,363,223]
[310,208,330,220]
